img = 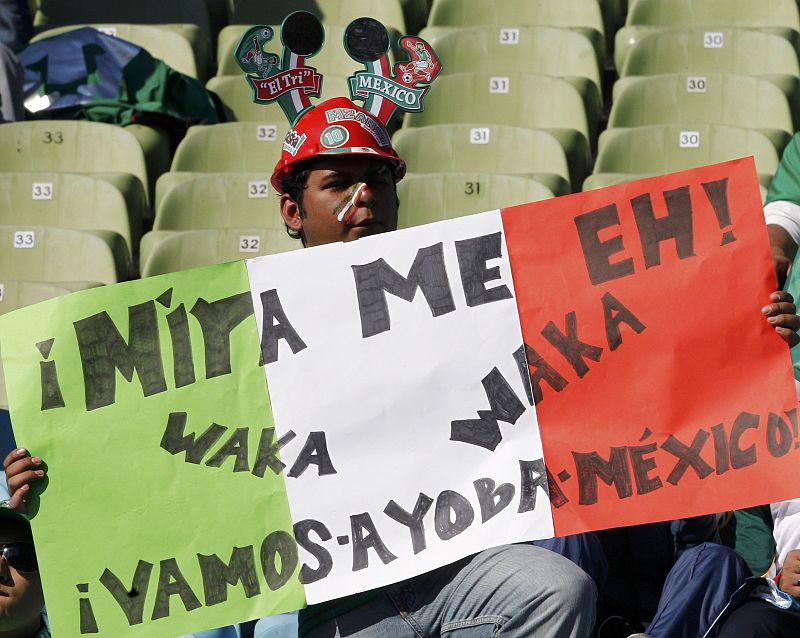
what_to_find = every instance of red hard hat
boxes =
[271,97,406,192]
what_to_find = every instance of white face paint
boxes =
[336,182,368,224]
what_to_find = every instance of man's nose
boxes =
[352,182,371,208]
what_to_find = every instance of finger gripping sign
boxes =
[0,158,796,636]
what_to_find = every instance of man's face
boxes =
[0,524,43,632]
[280,155,399,247]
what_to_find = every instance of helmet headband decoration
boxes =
[345,17,441,125]
[235,12,441,127]
[235,11,325,124]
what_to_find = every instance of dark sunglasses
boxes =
[0,543,38,573]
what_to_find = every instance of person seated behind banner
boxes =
[535,515,752,638]
[0,504,48,637]
[764,132,800,287]
[1,97,599,637]
[694,498,800,637]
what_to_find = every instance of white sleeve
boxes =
[764,200,800,247]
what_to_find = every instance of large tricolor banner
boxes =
[1,158,797,637]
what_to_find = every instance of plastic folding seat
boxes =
[31,24,204,80]
[584,123,779,192]
[34,0,212,32]
[145,172,295,267]
[160,121,287,207]
[0,225,120,285]
[620,28,799,81]
[153,172,281,231]
[392,124,571,196]
[397,173,553,228]
[206,74,352,121]
[217,23,388,78]
[402,72,591,191]
[0,120,148,216]
[230,0,406,34]
[169,121,288,173]
[615,0,800,71]
[140,228,300,277]
[425,26,602,125]
[607,73,794,152]
[426,0,607,66]
[616,28,800,126]
[33,0,212,76]
[0,173,137,277]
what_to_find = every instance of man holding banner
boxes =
[3,60,601,638]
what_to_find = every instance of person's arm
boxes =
[765,133,800,286]
[768,221,799,289]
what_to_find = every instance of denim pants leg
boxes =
[534,533,608,601]
[645,543,750,638]
[305,544,596,638]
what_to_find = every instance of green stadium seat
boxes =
[616,0,800,71]
[392,124,571,196]
[30,24,204,80]
[0,173,138,277]
[153,173,282,231]
[140,228,300,277]
[402,72,591,190]
[169,121,288,173]
[607,73,794,152]
[206,74,353,121]
[161,121,286,216]
[230,0,406,33]
[586,123,779,191]
[397,173,553,228]
[34,0,212,33]
[217,24,399,78]
[33,0,212,77]
[620,27,799,80]
[426,0,607,65]
[423,25,602,120]
[0,120,149,215]
[147,172,294,266]
[616,28,800,127]
[0,225,120,285]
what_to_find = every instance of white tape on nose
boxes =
[338,182,368,223]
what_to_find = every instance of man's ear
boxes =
[280,193,303,233]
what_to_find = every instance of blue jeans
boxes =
[302,544,596,637]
